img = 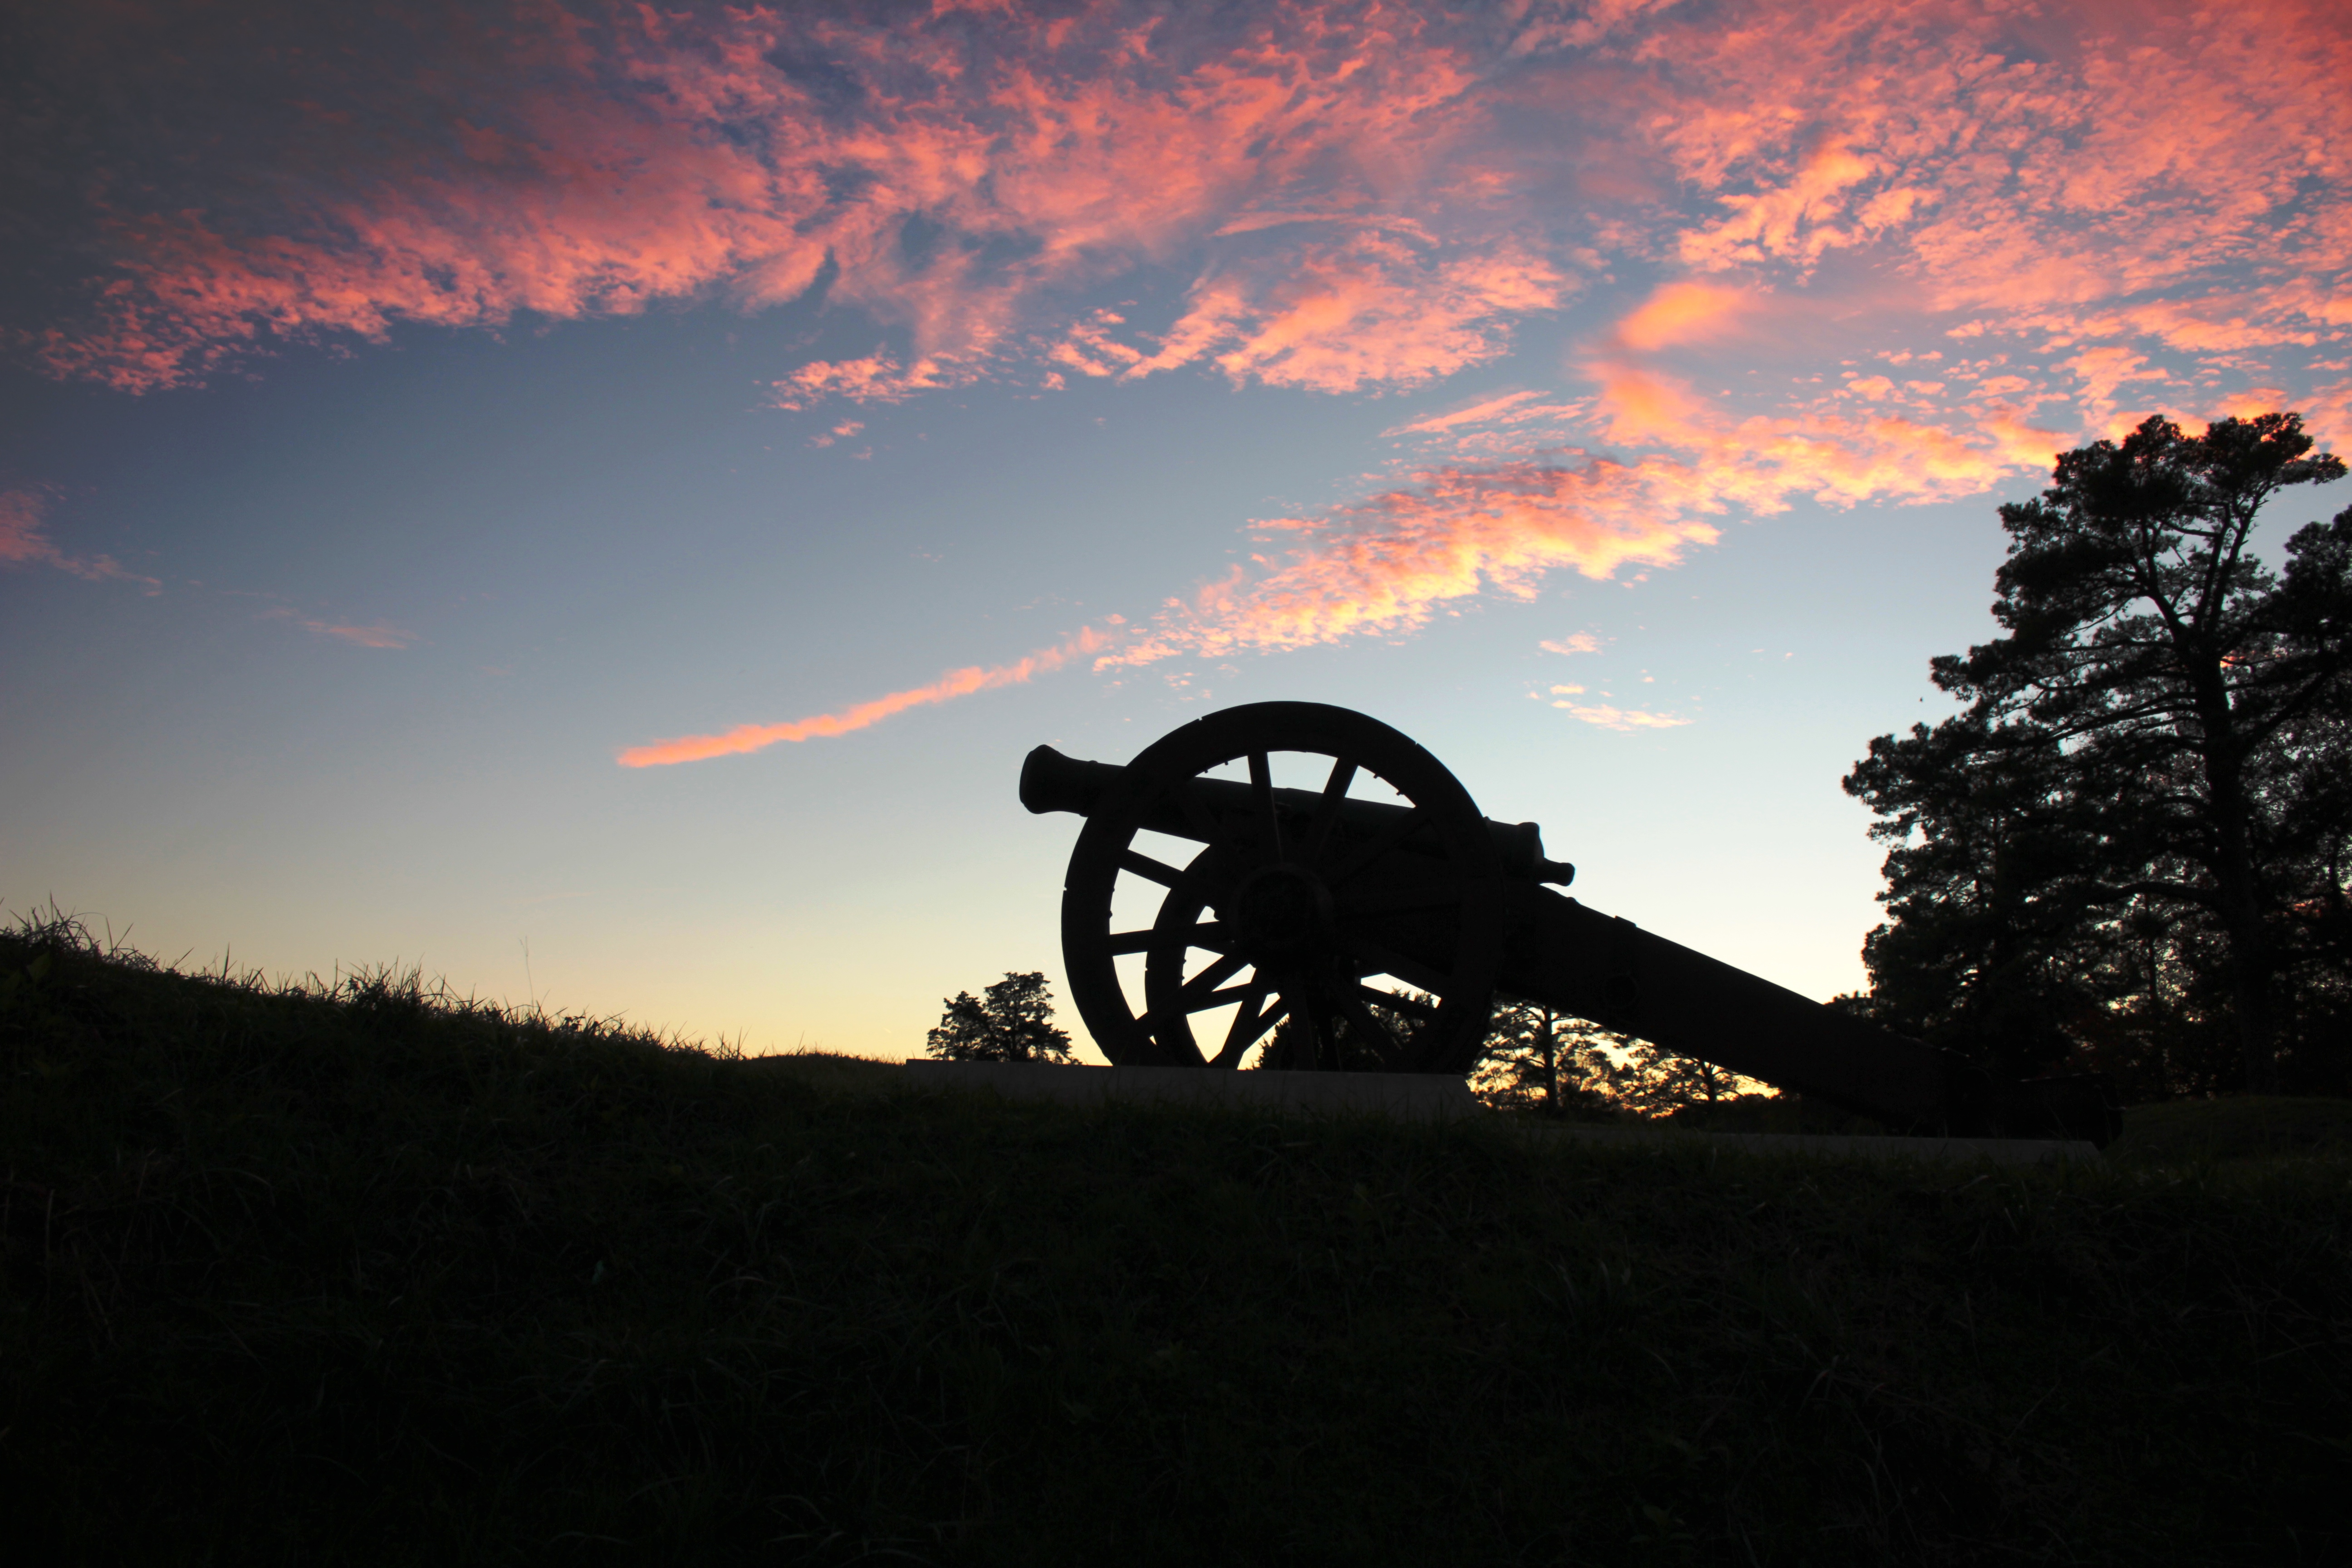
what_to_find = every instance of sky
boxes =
[4,0,2347,1061]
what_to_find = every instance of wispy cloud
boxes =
[1550,697,1690,732]
[254,606,414,647]
[0,488,158,590]
[617,625,1114,767]
[300,619,413,649]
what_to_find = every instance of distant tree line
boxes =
[1842,414,2352,1099]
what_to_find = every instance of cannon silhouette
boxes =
[1021,701,2118,1145]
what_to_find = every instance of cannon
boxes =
[1021,701,2120,1146]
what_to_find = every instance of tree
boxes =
[924,971,1074,1063]
[1470,1001,1771,1118]
[1601,1038,1768,1118]
[1846,413,2352,1094]
[1255,990,1431,1070]
[1471,1000,1614,1115]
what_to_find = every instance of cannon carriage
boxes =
[1021,701,2119,1146]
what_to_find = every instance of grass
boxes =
[4,914,2349,1566]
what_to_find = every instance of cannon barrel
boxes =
[1021,744,1576,885]
[1490,882,2111,1138]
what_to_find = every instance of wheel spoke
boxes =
[1179,952,1249,1004]
[1247,750,1286,864]
[1213,985,1288,1066]
[1110,921,1233,956]
[1118,848,1184,887]
[1302,755,1358,864]
[1140,951,1249,1040]
[1192,978,1262,1012]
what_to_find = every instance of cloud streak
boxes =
[279,615,414,649]
[617,625,1114,768]
[0,488,157,589]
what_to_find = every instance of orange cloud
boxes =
[1550,697,1689,731]
[1385,390,1552,436]
[771,356,960,412]
[1122,234,1570,393]
[1540,632,1601,656]
[1612,281,1751,352]
[617,625,1113,767]
[1099,457,1724,666]
[1095,287,2071,673]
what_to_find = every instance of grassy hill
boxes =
[4,915,2347,1566]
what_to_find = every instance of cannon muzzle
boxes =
[1021,743,1574,886]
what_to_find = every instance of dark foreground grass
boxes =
[4,917,2348,1566]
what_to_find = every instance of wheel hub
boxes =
[1230,862,1334,957]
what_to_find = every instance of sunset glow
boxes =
[8,0,2346,1057]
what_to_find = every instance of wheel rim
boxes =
[1060,702,1504,1073]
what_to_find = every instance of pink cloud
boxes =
[1122,234,1570,393]
[19,2,2350,755]
[617,624,1114,767]
[24,0,2347,434]
[1098,456,1724,666]
[29,4,1519,397]
[254,605,413,647]
[0,489,52,565]
[0,488,159,590]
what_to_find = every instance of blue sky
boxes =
[5,0,2345,1058]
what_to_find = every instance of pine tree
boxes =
[1847,414,2352,1093]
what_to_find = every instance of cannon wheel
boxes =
[1060,702,1505,1073]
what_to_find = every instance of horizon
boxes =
[5,0,2346,1058]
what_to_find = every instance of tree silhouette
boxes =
[1846,413,2352,1094]
[1601,1037,1767,1118]
[1254,990,1428,1070]
[924,971,1074,1063]
[1472,1001,1613,1116]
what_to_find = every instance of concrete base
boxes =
[902,1061,2101,1163]
[904,1060,1477,1120]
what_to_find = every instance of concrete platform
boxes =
[900,1062,2099,1163]
[904,1060,1476,1120]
